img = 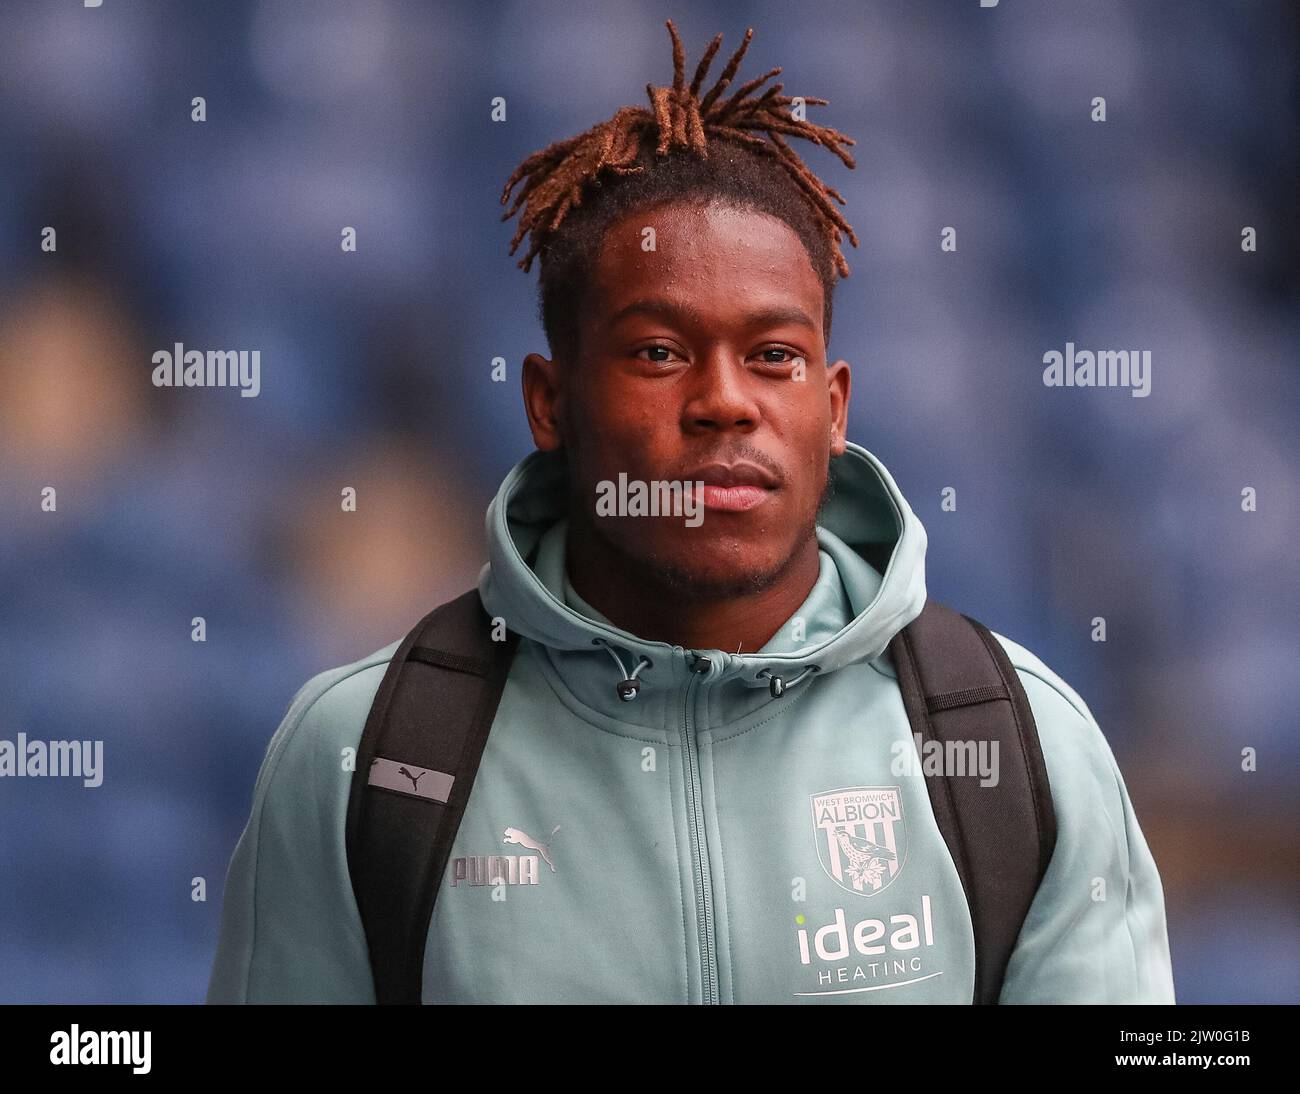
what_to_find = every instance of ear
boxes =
[826,357,851,456]
[522,352,564,451]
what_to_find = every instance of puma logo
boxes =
[503,825,561,872]
[397,766,426,792]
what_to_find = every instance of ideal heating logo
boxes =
[791,896,943,997]
[50,1026,150,1074]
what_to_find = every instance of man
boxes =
[207,21,1175,1004]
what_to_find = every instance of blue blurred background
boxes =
[0,0,1296,1003]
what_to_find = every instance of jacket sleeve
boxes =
[996,652,1176,1004]
[206,660,386,1004]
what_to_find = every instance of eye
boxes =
[634,344,681,364]
[755,346,801,366]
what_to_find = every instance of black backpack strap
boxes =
[888,600,1057,1005]
[344,588,519,1005]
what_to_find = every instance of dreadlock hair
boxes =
[500,19,859,363]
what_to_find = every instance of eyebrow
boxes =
[605,297,818,333]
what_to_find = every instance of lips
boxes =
[681,461,778,512]
[683,462,779,489]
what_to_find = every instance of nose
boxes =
[680,352,761,434]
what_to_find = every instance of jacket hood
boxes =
[478,441,927,715]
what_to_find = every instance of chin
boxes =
[632,538,795,600]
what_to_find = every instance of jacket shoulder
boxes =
[986,629,1097,728]
[206,639,403,1004]
[294,638,402,722]
[982,628,1123,796]
[981,630,1175,1002]
[260,640,401,780]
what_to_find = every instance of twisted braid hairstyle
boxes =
[500,19,860,361]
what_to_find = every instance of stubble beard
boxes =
[578,459,836,603]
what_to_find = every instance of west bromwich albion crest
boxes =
[811,786,908,896]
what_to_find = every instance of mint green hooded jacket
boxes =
[207,442,1176,1004]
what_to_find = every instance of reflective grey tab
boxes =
[368,757,454,803]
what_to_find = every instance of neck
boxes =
[564,522,822,653]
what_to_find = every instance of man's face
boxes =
[523,199,851,598]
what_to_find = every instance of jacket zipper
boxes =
[681,655,719,1004]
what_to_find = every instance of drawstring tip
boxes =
[596,639,651,702]
[759,665,817,698]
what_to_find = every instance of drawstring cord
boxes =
[594,637,818,702]
[757,665,818,697]
[593,638,653,701]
